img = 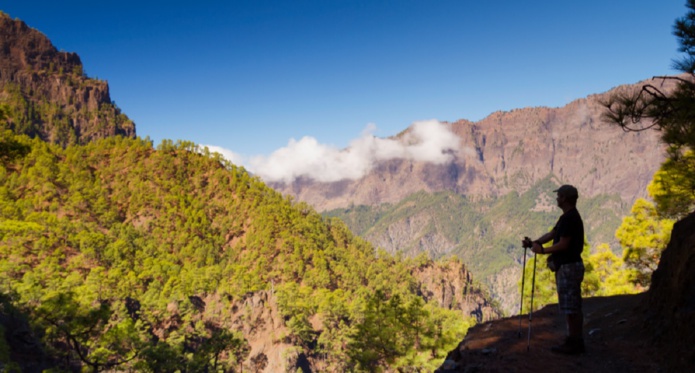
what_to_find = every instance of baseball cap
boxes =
[553,184,579,199]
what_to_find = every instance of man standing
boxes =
[523,184,585,354]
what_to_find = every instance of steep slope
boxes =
[0,12,135,145]
[0,134,500,372]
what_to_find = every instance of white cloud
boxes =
[207,120,463,183]
[200,145,245,166]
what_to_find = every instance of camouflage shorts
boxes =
[555,261,584,315]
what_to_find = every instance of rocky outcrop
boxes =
[412,260,502,322]
[0,12,135,145]
[225,291,302,373]
[644,211,695,372]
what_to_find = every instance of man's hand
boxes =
[522,237,533,248]
[531,241,544,254]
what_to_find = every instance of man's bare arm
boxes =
[535,230,555,245]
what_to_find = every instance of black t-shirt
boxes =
[550,207,585,266]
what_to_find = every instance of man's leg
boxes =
[567,312,583,338]
[553,263,585,354]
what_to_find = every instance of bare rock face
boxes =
[448,90,665,206]
[273,79,666,211]
[644,211,695,372]
[412,260,502,322]
[226,291,298,373]
[0,12,135,145]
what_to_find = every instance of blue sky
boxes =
[1,1,686,171]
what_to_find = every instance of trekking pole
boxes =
[518,245,528,338]
[527,252,538,351]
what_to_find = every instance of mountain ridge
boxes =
[271,80,666,211]
[0,12,135,146]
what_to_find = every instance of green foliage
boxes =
[33,292,143,371]
[348,290,473,372]
[0,80,133,148]
[615,198,674,287]
[276,283,317,346]
[647,150,695,219]
[0,133,474,371]
[583,244,639,296]
[0,107,32,165]
[0,130,31,165]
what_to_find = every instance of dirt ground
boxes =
[436,292,672,372]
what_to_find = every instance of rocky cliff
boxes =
[412,259,501,322]
[273,80,665,211]
[0,12,135,145]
